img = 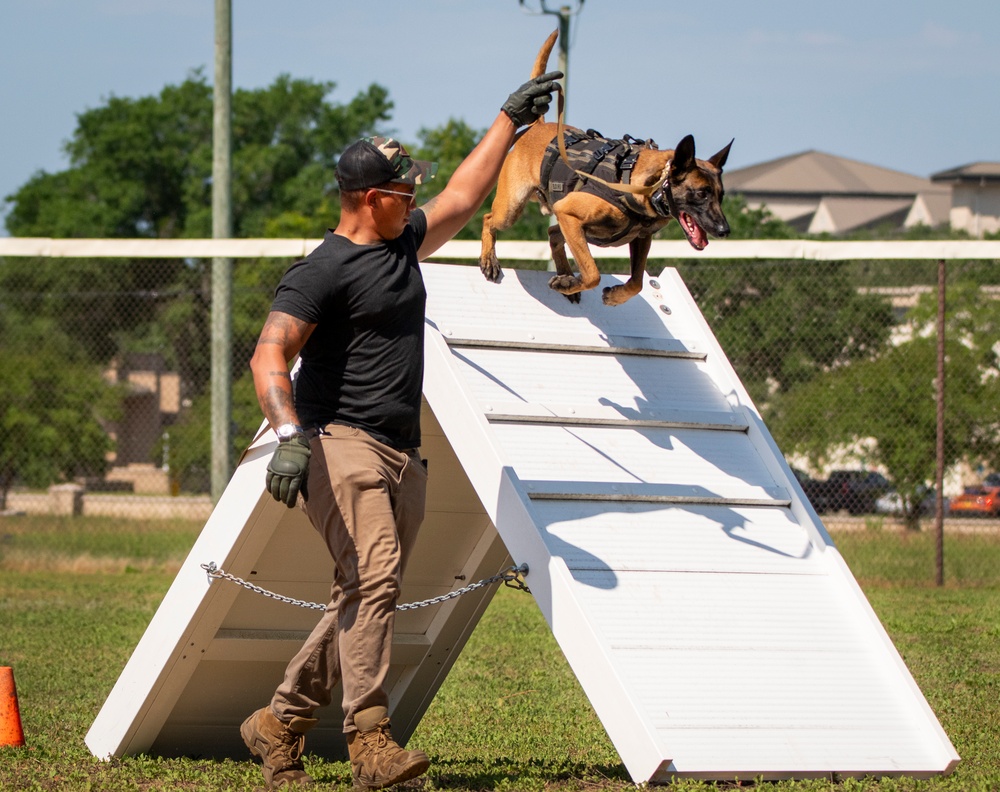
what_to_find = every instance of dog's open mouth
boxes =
[680,211,709,250]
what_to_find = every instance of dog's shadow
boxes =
[506,267,810,573]
[507,264,729,461]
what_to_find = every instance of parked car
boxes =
[983,473,1000,487]
[875,486,947,517]
[824,470,891,515]
[948,485,1000,518]
[790,467,833,513]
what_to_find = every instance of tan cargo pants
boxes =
[270,423,427,732]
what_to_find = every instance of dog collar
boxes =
[650,162,674,218]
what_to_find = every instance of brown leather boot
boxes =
[240,706,318,789]
[346,706,430,790]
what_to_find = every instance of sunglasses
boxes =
[372,187,417,202]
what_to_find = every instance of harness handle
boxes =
[552,84,670,199]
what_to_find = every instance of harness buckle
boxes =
[591,141,616,164]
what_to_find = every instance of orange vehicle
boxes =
[948,485,1000,517]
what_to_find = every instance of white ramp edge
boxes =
[419,263,958,782]
[87,262,958,783]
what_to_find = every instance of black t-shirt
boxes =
[269,210,428,449]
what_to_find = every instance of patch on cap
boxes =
[336,136,438,191]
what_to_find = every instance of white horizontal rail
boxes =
[1,237,999,260]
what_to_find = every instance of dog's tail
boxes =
[532,29,559,81]
[517,29,559,136]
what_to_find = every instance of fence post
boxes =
[211,0,233,503]
[934,259,946,587]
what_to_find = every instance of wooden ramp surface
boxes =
[87,263,958,782]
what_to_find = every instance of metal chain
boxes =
[199,561,530,612]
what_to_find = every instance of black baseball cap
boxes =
[335,136,438,191]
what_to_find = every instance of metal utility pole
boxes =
[934,260,946,586]
[211,0,233,503]
[522,2,581,117]
[520,0,585,270]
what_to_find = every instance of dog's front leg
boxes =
[603,235,651,306]
[479,211,503,282]
[547,197,602,298]
[547,223,580,304]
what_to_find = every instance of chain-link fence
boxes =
[1,242,998,585]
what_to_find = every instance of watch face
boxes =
[276,423,300,440]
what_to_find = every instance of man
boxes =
[242,70,561,790]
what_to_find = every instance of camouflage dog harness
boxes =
[539,129,665,244]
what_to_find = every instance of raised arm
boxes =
[417,72,562,259]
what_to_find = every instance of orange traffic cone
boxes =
[0,666,25,747]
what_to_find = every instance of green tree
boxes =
[905,280,1000,472]
[679,259,895,405]
[5,72,392,239]
[1,71,395,385]
[414,118,550,244]
[0,257,189,362]
[770,283,1000,528]
[0,317,122,509]
[160,369,262,492]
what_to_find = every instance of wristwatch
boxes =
[275,423,305,442]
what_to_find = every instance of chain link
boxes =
[199,561,530,612]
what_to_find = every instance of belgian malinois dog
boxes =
[480,30,733,306]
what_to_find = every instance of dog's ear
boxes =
[708,139,734,171]
[672,134,696,175]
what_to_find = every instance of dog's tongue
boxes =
[680,211,708,250]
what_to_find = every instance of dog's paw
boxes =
[548,274,581,294]
[564,292,581,304]
[602,285,623,306]
[602,284,639,307]
[480,259,503,283]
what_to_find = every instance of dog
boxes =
[480,30,733,306]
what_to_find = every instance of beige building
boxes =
[931,162,1000,238]
[725,150,951,235]
[102,353,181,494]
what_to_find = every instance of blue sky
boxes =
[2,1,997,233]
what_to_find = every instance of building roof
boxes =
[726,150,949,198]
[809,196,912,235]
[908,191,952,228]
[930,162,1000,184]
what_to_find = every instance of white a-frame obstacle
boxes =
[87,263,958,782]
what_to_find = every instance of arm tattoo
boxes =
[421,194,440,217]
[252,311,312,427]
[257,312,310,350]
[262,384,297,427]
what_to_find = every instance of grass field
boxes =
[1,514,998,791]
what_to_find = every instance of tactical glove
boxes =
[266,433,311,508]
[501,71,564,128]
